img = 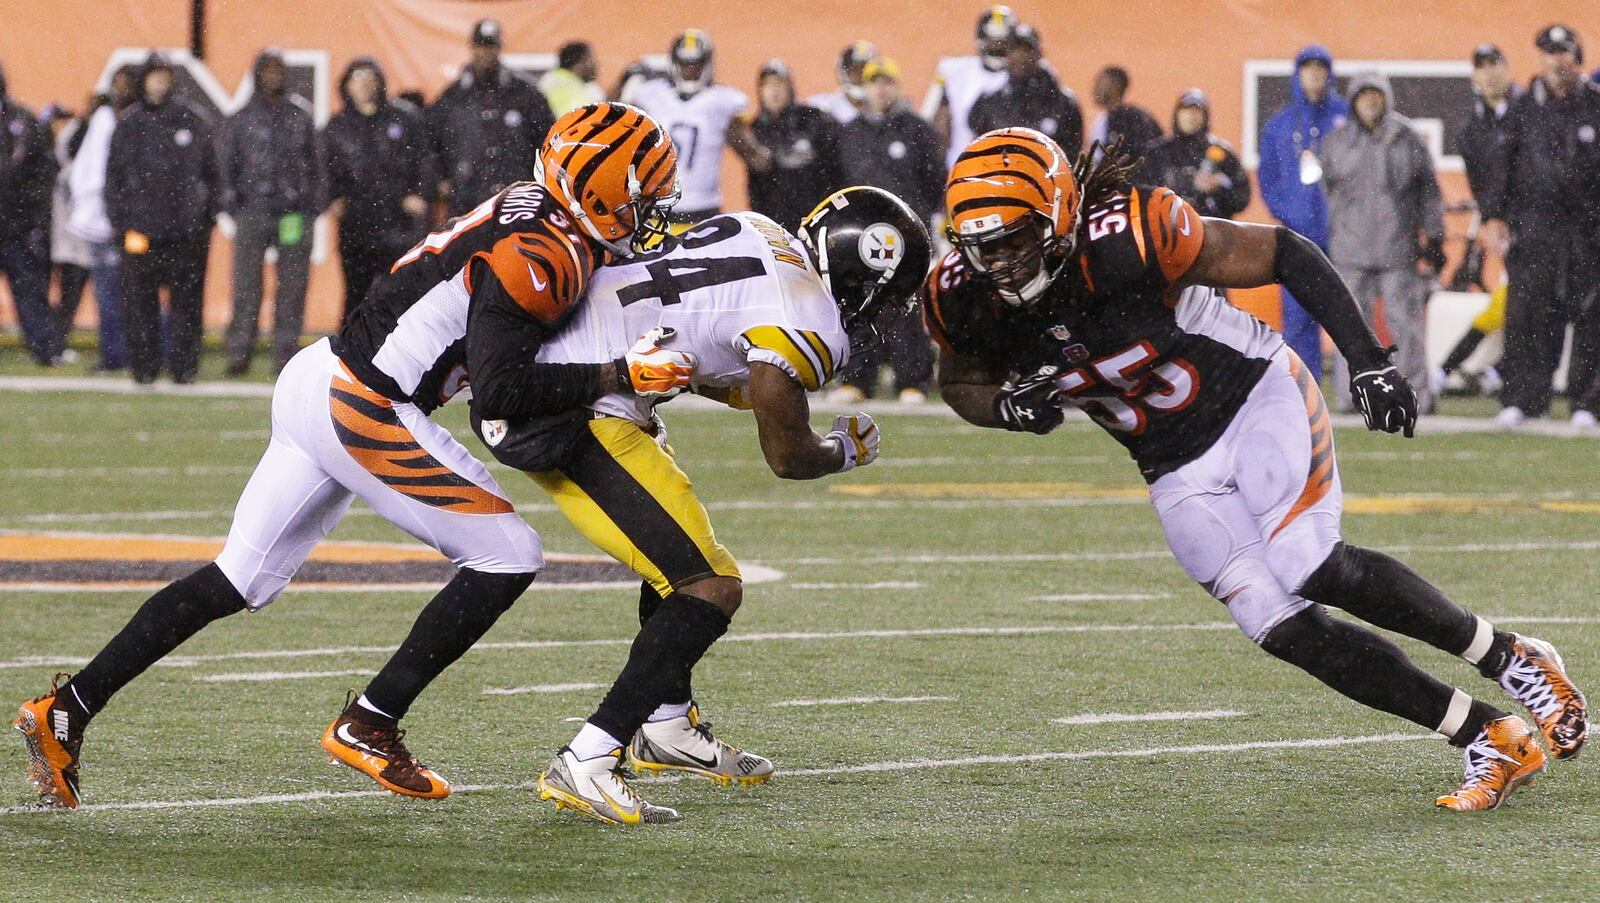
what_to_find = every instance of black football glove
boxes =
[1349,350,1418,438]
[994,366,1065,434]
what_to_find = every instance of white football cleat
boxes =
[1493,406,1526,429]
[537,746,680,825]
[628,704,774,786]
[1571,410,1598,432]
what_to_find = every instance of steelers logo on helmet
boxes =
[859,223,904,276]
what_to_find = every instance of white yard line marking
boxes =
[481,682,607,696]
[769,695,956,708]
[1031,593,1172,602]
[195,669,373,683]
[0,465,254,480]
[0,624,1238,671]
[1052,709,1246,726]
[0,581,644,594]
[786,581,925,590]
[6,614,1595,674]
[0,732,1431,816]
[769,539,1600,565]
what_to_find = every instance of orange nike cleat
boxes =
[1436,715,1546,811]
[1497,634,1587,760]
[14,673,84,809]
[320,704,450,800]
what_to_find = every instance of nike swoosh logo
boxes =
[663,743,721,771]
[335,723,386,758]
[527,263,547,292]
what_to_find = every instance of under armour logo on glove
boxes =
[1351,363,1418,438]
[994,367,1065,435]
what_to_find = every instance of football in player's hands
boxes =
[1350,357,1418,438]
[828,413,880,472]
[994,367,1065,434]
[625,327,696,397]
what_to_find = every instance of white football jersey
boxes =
[631,80,750,213]
[538,212,849,426]
[806,90,861,125]
[921,56,1009,170]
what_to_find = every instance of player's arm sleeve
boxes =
[1273,225,1387,366]
[738,325,839,391]
[465,235,618,420]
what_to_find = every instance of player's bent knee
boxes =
[456,567,537,616]
[678,575,742,618]
[1296,541,1358,601]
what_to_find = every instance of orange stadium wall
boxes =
[0,0,1591,336]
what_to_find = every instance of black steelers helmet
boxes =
[797,186,932,350]
[976,5,1021,70]
[669,29,715,95]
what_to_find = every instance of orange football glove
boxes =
[625,327,696,397]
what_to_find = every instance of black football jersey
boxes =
[925,185,1283,481]
[332,180,599,412]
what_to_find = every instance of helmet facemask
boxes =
[950,212,1075,306]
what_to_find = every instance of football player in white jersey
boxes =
[807,41,880,125]
[13,104,694,808]
[629,29,766,225]
[472,188,932,824]
[922,5,1021,171]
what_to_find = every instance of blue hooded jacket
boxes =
[1258,45,1348,246]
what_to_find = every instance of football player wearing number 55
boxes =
[925,128,1587,812]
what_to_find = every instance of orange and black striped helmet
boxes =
[945,127,1079,304]
[538,102,680,257]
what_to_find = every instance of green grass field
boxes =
[0,374,1596,902]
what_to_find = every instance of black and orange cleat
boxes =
[1436,715,1546,811]
[320,695,450,800]
[14,673,84,809]
[1497,634,1587,760]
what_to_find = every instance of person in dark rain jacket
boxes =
[105,52,217,384]
[325,57,434,326]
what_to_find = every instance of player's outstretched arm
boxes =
[1182,218,1417,436]
[937,346,1008,428]
[747,362,877,479]
[937,346,1064,434]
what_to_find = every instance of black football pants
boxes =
[121,237,209,382]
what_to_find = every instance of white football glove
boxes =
[827,412,880,472]
[624,327,696,397]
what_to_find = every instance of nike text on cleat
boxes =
[1436,715,1546,811]
[537,746,681,825]
[13,673,82,809]
[627,703,774,787]
[1497,634,1587,760]
[320,710,450,800]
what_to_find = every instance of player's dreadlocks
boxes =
[1073,138,1142,216]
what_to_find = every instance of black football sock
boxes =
[1260,605,1506,746]
[1439,328,1486,376]
[589,592,729,744]
[360,568,535,721]
[637,579,693,706]
[60,563,247,724]
[1299,543,1502,663]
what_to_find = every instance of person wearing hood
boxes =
[1479,25,1600,429]
[967,23,1083,159]
[1140,88,1250,219]
[835,57,940,404]
[64,64,138,373]
[426,18,555,215]
[0,60,63,366]
[1319,72,1445,415]
[807,41,878,125]
[325,57,434,327]
[218,47,323,376]
[744,59,842,231]
[105,52,218,384]
[1259,45,1350,381]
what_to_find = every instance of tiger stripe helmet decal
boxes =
[538,101,680,258]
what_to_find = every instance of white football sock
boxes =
[646,701,692,723]
[569,722,624,760]
[1460,616,1494,665]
